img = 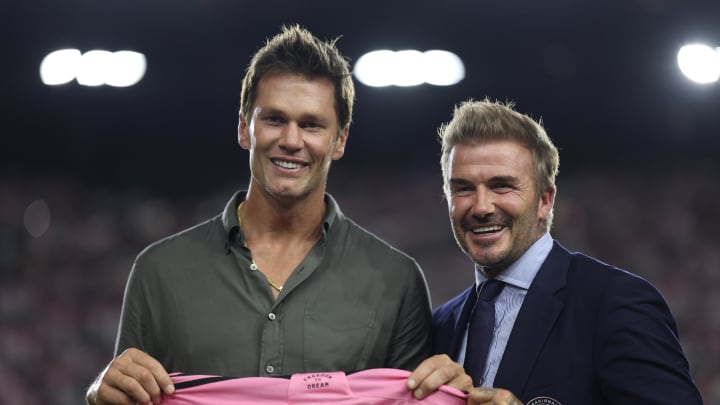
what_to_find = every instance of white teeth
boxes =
[272,159,303,169]
[472,225,502,234]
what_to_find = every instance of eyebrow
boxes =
[448,175,519,186]
[487,175,519,184]
[448,178,473,187]
[258,107,330,124]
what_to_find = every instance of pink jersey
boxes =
[161,368,468,404]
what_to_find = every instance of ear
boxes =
[538,184,556,220]
[238,112,251,150]
[331,127,349,160]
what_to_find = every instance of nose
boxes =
[471,188,494,218]
[279,122,303,150]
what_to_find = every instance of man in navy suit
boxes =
[430,98,703,404]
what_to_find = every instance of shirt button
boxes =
[268,313,276,321]
[250,263,258,271]
[266,365,274,374]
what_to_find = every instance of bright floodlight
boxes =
[39,49,82,85]
[76,50,113,86]
[40,49,147,87]
[354,50,397,87]
[105,51,147,87]
[424,50,465,86]
[677,44,720,84]
[394,50,426,87]
[353,49,465,87]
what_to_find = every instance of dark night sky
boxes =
[3,0,720,192]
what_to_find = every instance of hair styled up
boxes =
[239,24,355,134]
[437,98,560,229]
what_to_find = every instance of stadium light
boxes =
[39,49,82,85]
[354,49,465,87]
[677,44,720,84]
[40,49,147,87]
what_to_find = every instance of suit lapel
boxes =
[448,286,476,359]
[493,242,571,395]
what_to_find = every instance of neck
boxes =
[239,193,325,245]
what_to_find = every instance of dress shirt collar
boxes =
[474,232,553,290]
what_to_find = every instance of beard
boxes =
[452,210,542,273]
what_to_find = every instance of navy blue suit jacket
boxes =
[432,241,703,404]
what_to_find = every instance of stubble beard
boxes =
[453,219,527,275]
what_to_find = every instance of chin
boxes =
[468,248,506,268]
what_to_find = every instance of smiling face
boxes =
[238,71,348,203]
[446,140,555,275]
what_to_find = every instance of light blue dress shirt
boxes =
[456,232,553,386]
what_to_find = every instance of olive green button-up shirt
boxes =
[115,191,432,376]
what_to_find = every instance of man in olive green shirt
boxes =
[115,191,432,376]
[87,25,472,405]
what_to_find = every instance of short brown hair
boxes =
[239,24,355,133]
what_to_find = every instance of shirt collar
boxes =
[222,190,341,250]
[474,232,553,290]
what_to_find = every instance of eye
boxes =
[449,182,474,196]
[300,121,323,131]
[490,183,514,193]
[263,116,285,125]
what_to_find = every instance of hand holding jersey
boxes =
[407,354,523,405]
[87,348,173,405]
[87,351,479,405]
[406,354,472,399]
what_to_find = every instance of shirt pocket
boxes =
[303,300,376,372]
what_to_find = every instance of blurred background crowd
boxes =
[1,160,718,403]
